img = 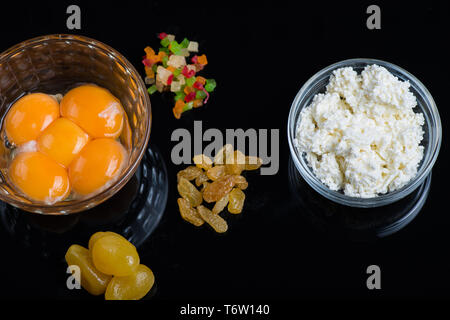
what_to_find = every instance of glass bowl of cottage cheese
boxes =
[288,58,441,208]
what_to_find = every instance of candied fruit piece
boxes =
[65,244,112,296]
[197,205,228,233]
[228,188,245,214]
[167,55,186,69]
[187,41,199,52]
[193,154,213,170]
[197,54,208,66]
[206,165,226,181]
[91,235,140,277]
[177,198,204,226]
[177,177,203,207]
[203,175,235,203]
[177,166,203,182]
[245,156,263,170]
[212,194,229,215]
[105,264,155,300]
[88,231,126,252]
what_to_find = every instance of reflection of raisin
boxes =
[177,177,203,207]
[203,175,235,203]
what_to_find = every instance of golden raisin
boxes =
[177,177,203,207]
[206,165,226,181]
[91,235,140,277]
[195,172,209,187]
[193,154,213,170]
[245,156,263,170]
[65,244,112,296]
[105,264,155,300]
[213,144,233,165]
[212,194,229,215]
[197,205,228,233]
[228,188,245,214]
[232,175,248,190]
[225,150,246,175]
[177,198,204,226]
[203,175,235,203]
[177,166,203,182]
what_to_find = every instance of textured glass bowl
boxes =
[288,58,441,208]
[0,34,151,214]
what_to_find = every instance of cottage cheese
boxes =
[294,65,424,198]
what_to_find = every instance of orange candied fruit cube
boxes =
[197,54,208,66]
[193,99,203,108]
[144,46,155,58]
[145,66,154,78]
[195,76,206,85]
[166,66,176,73]
[173,100,185,119]
[183,86,195,95]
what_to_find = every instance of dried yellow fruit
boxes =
[197,205,228,233]
[232,175,248,190]
[225,150,246,175]
[195,171,209,187]
[245,156,263,170]
[203,175,235,203]
[213,144,233,165]
[193,154,213,170]
[177,198,204,226]
[177,166,203,182]
[228,188,245,214]
[177,177,203,207]
[212,193,229,215]
[206,165,226,181]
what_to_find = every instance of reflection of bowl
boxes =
[288,58,441,208]
[0,35,151,214]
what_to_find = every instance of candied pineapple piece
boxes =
[65,244,112,296]
[206,165,226,181]
[177,165,203,182]
[197,205,228,233]
[177,198,204,226]
[212,194,229,215]
[203,175,235,203]
[105,264,155,300]
[167,55,186,69]
[228,188,245,214]
[193,154,213,170]
[178,177,203,207]
[187,41,199,52]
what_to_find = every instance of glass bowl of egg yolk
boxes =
[0,35,151,214]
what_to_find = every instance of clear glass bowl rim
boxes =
[0,34,152,214]
[287,58,442,208]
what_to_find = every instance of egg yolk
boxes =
[5,93,60,146]
[60,85,125,139]
[37,118,90,167]
[68,138,127,196]
[8,152,70,204]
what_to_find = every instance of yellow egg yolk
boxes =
[68,138,127,196]
[37,118,90,167]
[8,152,70,204]
[5,93,60,146]
[60,85,125,139]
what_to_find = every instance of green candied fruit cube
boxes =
[160,37,170,47]
[174,91,186,101]
[147,85,158,95]
[180,38,190,48]
[196,90,207,100]
[162,55,169,67]
[159,47,170,55]
[173,68,182,77]
[185,77,196,87]
[205,79,217,92]
[170,41,182,55]
[183,101,194,112]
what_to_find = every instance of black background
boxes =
[0,0,449,304]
